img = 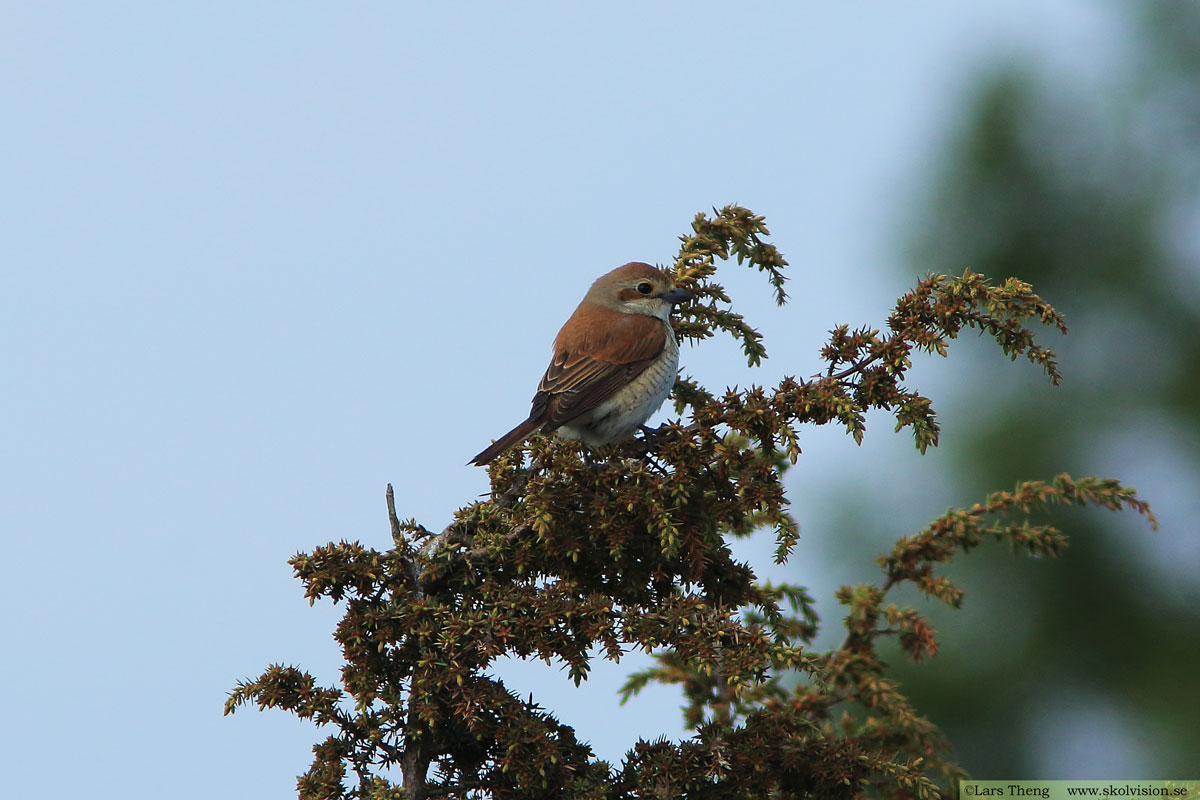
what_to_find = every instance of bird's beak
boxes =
[660,287,692,305]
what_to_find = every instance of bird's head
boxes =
[585,262,692,321]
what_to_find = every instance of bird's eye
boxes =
[636,282,654,295]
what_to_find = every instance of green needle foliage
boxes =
[225,206,1155,799]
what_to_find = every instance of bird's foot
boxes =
[617,425,670,474]
[637,423,671,450]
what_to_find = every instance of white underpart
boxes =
[557,310,679,447]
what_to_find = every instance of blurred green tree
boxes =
[884,1,1200,777]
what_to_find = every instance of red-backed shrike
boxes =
[469,262,691,466]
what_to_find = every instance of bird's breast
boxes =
[558,325,680,446]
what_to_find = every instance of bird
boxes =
[468,262,692,466]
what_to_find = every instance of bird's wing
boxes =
[532,312,666,432]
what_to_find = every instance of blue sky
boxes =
[1,3,1136,796]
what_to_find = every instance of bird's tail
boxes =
[467,417,544,466]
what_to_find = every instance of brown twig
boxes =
[820,351,884,383]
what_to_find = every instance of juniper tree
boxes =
[226,205,1155,799]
